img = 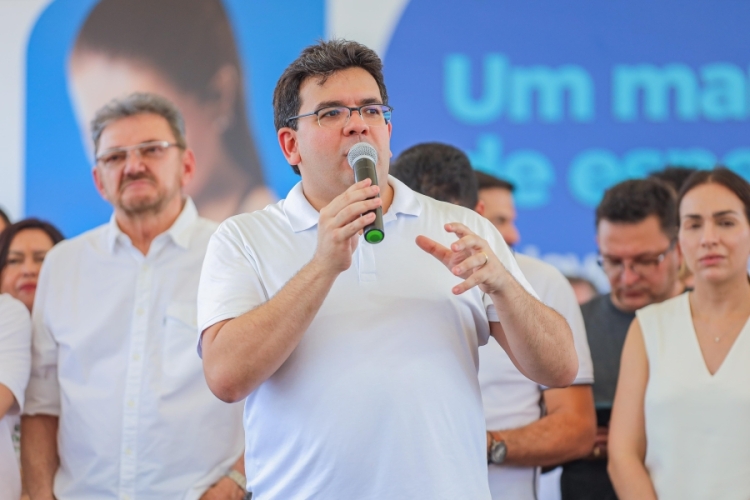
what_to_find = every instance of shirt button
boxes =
[122,496,130,500]
[132,353,140,361]
[124,447,132,455]
[136,308,145,316]
[127,400,135,408]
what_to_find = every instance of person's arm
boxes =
[21,414,59,500]
[200,455,246,500]
[607,319,657,500]
[417,222,577,387]
[0,384,16,420]
[202,180,382,403]
[487,385,596,466]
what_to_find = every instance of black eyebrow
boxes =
[682,210,741,220]
[314,98,383,110]
[713,210,740,217]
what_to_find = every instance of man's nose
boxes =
[620,264,640,286]
[343,110,369,136]
[123,149,147,173]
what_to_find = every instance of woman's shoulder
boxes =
[637,291,689,321]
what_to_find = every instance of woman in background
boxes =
[0,218,63,500]
[608,167,750,500]
[0,219,64,311]
[68,0,274,222]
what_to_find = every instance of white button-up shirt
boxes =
[0,294,31,500]
[198,177,537,500]
[25,199,244,500]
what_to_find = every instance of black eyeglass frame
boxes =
[286,104,394,127]
[596,239,677,277]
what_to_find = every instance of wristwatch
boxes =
[226,469,248,493]
[488,435,508,465]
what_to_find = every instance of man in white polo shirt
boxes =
[391,144,596,500]
[197,40,578,499]
[22,93,246,500]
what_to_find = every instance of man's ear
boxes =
[180,148,197,188]
[474,199,485,216]
[278,128,301,166]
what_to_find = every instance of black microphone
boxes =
[347,142,384,244]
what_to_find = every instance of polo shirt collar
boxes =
[283,175,422,233]
[105,197,198,253]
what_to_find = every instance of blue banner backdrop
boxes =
[384,0,750,279]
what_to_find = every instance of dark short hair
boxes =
[91,92,187,155]
[0,207,10,228]
[596,179,678,239]
[678,167,750,223]
[72,0,264,184]
[648,166,698,194]
[273,39,388,175]
[391,143,478,209]
[475,171,515,193]
[0,219,64,273]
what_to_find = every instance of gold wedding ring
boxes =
[480,252,489,267]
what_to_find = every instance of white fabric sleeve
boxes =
[23,258,61,417]
[477,217,538,322]
[0,295,31,415]
[196,220,269,357]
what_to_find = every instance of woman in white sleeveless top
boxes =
[609,167,750,500]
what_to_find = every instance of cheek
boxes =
[0,268,17,292]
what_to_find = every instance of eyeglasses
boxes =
[96,140,181,169]
[597,240,676,277]
[287,104,393,128]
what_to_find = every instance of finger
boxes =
[336,212,377,242]
[451,251,490,277]
[325,180,379,215]
[452,269,487,295]
[415,235,453,266]
[450,233,487,254]
[332,197,382,228]
[445,222,477,239]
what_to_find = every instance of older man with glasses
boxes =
[560,179,683,500]
[21,93,246,500]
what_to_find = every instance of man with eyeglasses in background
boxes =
[197,39,578,499]
[22,93,247,500]
[560,179,683,500]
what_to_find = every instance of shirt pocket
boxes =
[163,301,203,380]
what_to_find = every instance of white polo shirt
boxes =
[198,176,537,500]
[480,254,594,500]
[0,294,31,500]
[24,199,244,500]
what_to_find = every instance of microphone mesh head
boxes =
[347,142,378,168]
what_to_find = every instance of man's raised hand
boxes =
[416,222,509,295]
[313,179,381,274]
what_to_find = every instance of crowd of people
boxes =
[1,38,749,500]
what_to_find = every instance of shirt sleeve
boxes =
[23,257,61,417]
[196,220,269,357]
[477,218,538,322]
[0,295,31,415]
